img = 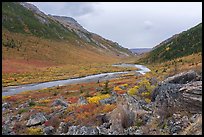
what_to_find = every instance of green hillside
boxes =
[139,23,202,64]
[2,2,77,40]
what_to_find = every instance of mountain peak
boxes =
[49,15,87,33]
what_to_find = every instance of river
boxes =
[2,64,150,96]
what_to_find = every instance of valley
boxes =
[2,2,202,135]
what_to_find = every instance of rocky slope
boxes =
[2,70,202,135]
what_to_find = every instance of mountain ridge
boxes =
[139,23,202,63]
[2,2,134,59]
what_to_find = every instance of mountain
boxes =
[2,2,134,65]
[139,23,202,63]
[130,48,152,55]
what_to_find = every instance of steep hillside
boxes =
[139,23,202,63]
[2,2,136,87]
[2,2,133,63]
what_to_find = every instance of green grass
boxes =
[2,2,77,40]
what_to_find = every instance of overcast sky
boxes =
[30,2,202,49]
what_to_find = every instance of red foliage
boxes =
[115,81,126,85]
[6,96,19,102]
[67,97,78,104]
[116,90,126,94]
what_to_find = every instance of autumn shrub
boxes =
[128,79,156,97]
[114,86,122,91]
[27,127,43,135]
[87,94,110,104]
[127,86,139,95]
[13,122,27,134]
[38,99,51,104]
[67,97,78,104]
[144,98,151,104]
[44,117,60,129]
[5,96,18,102]
[102,104,116,113]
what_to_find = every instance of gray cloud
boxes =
[30,2,97,17]
[30,2,202,49]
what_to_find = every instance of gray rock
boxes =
[190,114,201,123]
[67,126,99,135]
[2,102,10,109]
[163,70,198,84]
[57,122,72,134]
[77,96,88,105]
[181,116,189,128]
[124,126,138,135]
[170,125,182,134]
[43,126,54,135]
[97,123,110,135]
[2,124,12,135]
[52,99,68,107]
[99,96,116,105]
[109,94,136,133]
[134,129,143,135]
[152,80,202,117]
[26,112,47,126]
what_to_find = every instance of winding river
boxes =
[2,64,150,96]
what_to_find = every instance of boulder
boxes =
[67,126,99,135]
[2,102,10,109]
[99,96,116,105]
[43,126,54,135]
[77,96,88,105]
[52,99,68,107]
[26,112,47,126]
[97,123,111,135]
[109,94,136,133]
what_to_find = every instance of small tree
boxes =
[101,80,110,94]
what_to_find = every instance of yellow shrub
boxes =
[121,84,128,87]
[87,94,110,104]
[141,92,151,96]
[27,127,43,135]
[114,86,122,91]
[127,86,139,95]
[145,98,151,104]
[2,96,10,100]
[38,99,51,104]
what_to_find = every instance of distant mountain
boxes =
[2,2,134,64]
[139,23,202,63]
[130,48,152,55]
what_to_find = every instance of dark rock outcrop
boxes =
[152,70,202,116]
